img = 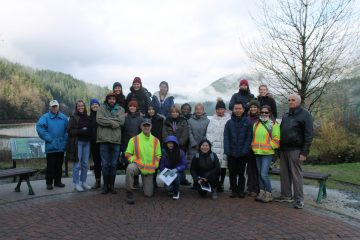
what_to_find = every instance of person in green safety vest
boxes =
[125,118,162,204]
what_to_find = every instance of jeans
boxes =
[100,143,120,176]
[256,155,273,192]
[46,152,64,185]
[72,141,90,184]
[166,175,180,194]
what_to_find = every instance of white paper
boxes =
[159,168,177,186]
[199,180,212,192]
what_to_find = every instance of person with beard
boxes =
[145,103,165,188]
[113,82,126,109]
[89,98,102,189]
[190,139,220,200]
[252,105,280,203]
[206,98,231,192]
[181,103,192,120]
[97,93,125,194]
[67,100,92,192]
[246,100,261,197]
[126,77,152,115]
[224,101,253,198]
[229,79,255,113]
[159,136,187,200]
[122,100,143,189]
[257,84,277,119]
[163,105,190,185]
[151,81,174,118]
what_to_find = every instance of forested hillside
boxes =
[0,58,109,121]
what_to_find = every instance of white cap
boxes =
[49,100,59,107]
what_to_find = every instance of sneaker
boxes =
[75,183,84,192]
[132,182,141,190]
[172,192,180,200]
[249,192,257,197]
[293,201,304,209]
[274,195,294,203]
[82,182,92,190]
[126,191,135,204]
[261,192,273,203]
[211,191,218,200]
[54,182,65,188]
[229,192,237,198]
[46,184,53,190]
[255,190,265,202]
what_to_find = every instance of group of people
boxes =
[36,77,313,209]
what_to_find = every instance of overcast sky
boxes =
[0,0,261,95]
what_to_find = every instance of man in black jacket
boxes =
[276,94,313,209]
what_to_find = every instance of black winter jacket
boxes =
[280,106,313,156]
[121,113,143,148]
[258,95,278,119]
[229,90,255,111]
[224,114,252,158]
[162,116,189,150]
[190,152,220,180]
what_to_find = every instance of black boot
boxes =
[153,171,158,189]
[109,175,117,194]
[92,178,101,189]
[102,175,109,194]
[133,175,140,189]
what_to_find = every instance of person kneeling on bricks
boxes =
[159,135,187,200]
[190,139,220,200]
[124,118,162,204]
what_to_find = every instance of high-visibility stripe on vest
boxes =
[251,120,280,155]
[131,134,160,174]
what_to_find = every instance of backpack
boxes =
[195,152,215,162]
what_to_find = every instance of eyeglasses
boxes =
[288,99,296,102]
[260,111,270,114]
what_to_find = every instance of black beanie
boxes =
[215,98,226,109]
[113,82,122,90]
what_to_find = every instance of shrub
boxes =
[311,119,358,164]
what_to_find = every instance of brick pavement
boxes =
[0,187,359,240]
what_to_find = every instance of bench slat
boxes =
[269,168,330,180]
[0,168,37,179]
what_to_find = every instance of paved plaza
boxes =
[0,176,359,240]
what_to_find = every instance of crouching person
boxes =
[190,139,220,200]
[159,136,187,200]
[125,118,162,204]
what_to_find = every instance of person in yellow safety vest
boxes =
[125,118,162,204]
[251,105,280,203]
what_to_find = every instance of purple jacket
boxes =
[160,135,187,172]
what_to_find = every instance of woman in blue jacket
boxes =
[159,136,187,200]
[151,81,174,118]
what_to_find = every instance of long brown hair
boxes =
[75,100,88,115]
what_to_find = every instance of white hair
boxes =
[288,94,301,103]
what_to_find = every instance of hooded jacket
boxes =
[159,136,187,172]
[151,91,175,118]
[190,150,220,181]
[229,89,255,112]
[206,112,231,168]
[126,87,152,114]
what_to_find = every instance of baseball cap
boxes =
[49,100,59,107]
[141,118,152,126]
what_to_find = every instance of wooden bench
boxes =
[269,167,330,204]
[0,168,38,195]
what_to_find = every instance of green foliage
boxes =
[0,58,109,120]
[311,118,359,164]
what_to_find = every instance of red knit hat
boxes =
[127,100,139,109]
[239,79,249,86]
[133,77,142,85]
